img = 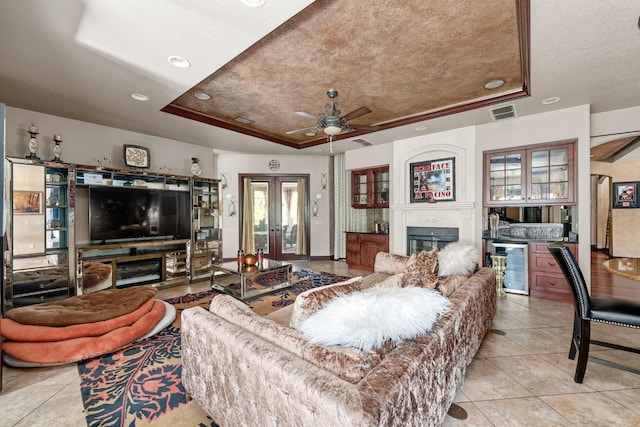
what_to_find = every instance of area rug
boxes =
[77,268,350,427]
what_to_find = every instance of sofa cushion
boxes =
[289,276,364,329]
[209,294,383,383]
[373,252,410,275]
[298,284,452,352]
[437,274,470,297]
[401,248,439,288]
[438,242,480,276]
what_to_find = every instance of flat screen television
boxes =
[89,186,191,242]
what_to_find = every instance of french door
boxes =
[239,174,309,261]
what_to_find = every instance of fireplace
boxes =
[407,227,459,255]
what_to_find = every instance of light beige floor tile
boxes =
[506,308,574,328]
[0,384,66,427]
[490,354,593,395]
[490,311,531,330]
[475,331,532,358]
[452,388,470,403]
[460,359,533,401]
[602,389,640,416]
[13,381,86,427]
[541,392,640,427]
[500,327,570,354]
[473,396,571,426]
[442,402,493,427]
[539,352,640,391]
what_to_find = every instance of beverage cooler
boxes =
[488,242,529,295]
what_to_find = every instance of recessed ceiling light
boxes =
[484,79,505,90]
[194,91,211,100]
[168,56,191,68]
[131,93,149,101]
[240,0,266,7]
[234,116,255,125]
[305,132,316,137]
[542,96,560,105]
[415,125,427,131]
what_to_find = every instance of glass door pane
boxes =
[281,182,298,254]
[251,182,269,254]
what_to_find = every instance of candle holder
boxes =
[26,125,40,160]
[52,134,63,162]
[490,254,508,299]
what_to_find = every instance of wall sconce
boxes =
[219,173,228,189]
[321,173,328,190]
[228,200,237,217]
[312,200,319,217]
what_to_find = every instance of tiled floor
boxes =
[1,260,639,426]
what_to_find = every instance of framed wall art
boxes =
[410,157,455,203]
[123,144,150,168]
[13,191,43,214]
[612,181,638,209]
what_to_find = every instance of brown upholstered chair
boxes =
[548,243,640,383]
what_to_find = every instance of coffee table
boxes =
[210,259,293,301]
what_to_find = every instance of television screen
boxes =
[89,186,191,242]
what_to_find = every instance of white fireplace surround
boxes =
[389,127,478,255]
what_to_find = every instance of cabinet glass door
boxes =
[352,171,368,206]
[372,169,389,205]
[487,152,523,203]
[529,146,570,202]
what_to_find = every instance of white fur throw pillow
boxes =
[438,242,480,276]
[297,285,451,352]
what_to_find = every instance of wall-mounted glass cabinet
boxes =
[190,177,222,281]
[4,158,75,312]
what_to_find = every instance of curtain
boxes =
[334,154,349,259]
[241,178,255,254]
[295,179,307,255]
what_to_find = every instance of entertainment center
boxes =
[2,157,222,313]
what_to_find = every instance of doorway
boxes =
[239,174,309,261]
[591,174,612,255]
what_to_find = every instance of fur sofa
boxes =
[181,250,496,426]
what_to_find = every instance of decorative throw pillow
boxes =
[438,242,480,276]
[289,276,364,329]
[401,248,439,288]
[297,284,452,352]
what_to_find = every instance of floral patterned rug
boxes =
[77,269,349,426]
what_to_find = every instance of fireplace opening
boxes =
[407,227,459,255]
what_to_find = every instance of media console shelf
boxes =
[77,239,190,294]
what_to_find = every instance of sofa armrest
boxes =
[181,307,376,427]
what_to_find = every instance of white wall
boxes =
[216,152,332,259]
[476,104,591,285]
[5,107,215,176]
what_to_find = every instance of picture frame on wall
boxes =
[123,144,150,169]
[612,181,638,209]
[13,191,43,214]
[409,157,455,203]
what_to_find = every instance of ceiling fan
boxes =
[286,89,380,151]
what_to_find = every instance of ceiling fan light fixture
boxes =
[324,125,342,136]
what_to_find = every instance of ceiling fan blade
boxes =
[341,106,371,121]
[285,126,316,135]
[351,124,381,132]
[295,111,321,120]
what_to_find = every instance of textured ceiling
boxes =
[164,0,529,149]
